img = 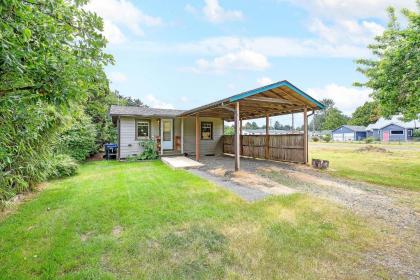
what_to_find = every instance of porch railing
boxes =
[223,134,305,163]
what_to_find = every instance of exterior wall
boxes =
[372,129,381,140]
[118,116,224,158]
[119,117,160,158]
[182,117,224,156]
[381,124,407,141]
[332,126,355,141]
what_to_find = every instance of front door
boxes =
[162,119,173,150]
[383,131,389,142]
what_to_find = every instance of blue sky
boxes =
[85,0,414,126]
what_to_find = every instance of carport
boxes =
[179,80,325,171]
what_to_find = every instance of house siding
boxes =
[332,126,355,141]
[118,116,223,158]
[182,117,224,156]
[381,124,407,141]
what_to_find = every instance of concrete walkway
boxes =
[187,169,270,202]
[161,156,203,169]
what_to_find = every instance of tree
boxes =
[0,0,112,205]
[354,3,420,121]
[322,108,349,130]
[310,98,335,130]
[349,101,380,126]
[274,121,282,130]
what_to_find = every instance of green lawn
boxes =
[310,142,420,191]
[0,161,390,279]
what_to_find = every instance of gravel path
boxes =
[195,155,420,280]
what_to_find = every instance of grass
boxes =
[310,142,420,191]
[0,161,390,279]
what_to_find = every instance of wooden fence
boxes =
[223,134,305,163]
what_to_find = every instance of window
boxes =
[391,130,404,135]
[137,120,150,139]
[408,129,413,137]
[201,122,213,140]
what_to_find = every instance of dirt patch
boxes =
[87,152,105,161]
[112,226,123,237]
[0,183,49,221]
[80,231,94,242]
[355,145,389,153]
[260,166,365,195]
[207,168,297,195]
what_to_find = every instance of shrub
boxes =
[365,137,375,144]
[312,136,320,142]
[0,100,63,206]
[413,129,420,138]
[138,140,159,160]
[58,114,97,161]
[49,154,79,179]
[322,134,332,142]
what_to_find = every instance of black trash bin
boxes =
[104,144,118,160]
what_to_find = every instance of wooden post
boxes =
[181,117,184,154]
[303,107,308,164]
[160,119,163,156]
[234,102,240,171]
[195,114,200,161]
[265,114,270,159]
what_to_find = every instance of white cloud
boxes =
[145,95,175,109]
[165,36,370,59]
[306,84,372,115]
[285,0,416,20]
[186,0,244,23]
[192,50,269,73]
[109,71,128,83]
[257,77,274,86]
[309,18,385,46]
[179,96,189,103]
[85,0,162,44]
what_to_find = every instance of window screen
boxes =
[201,122,213,140]
[137,121,149,138]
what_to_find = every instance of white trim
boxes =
[160,119,163,155]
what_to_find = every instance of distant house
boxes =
[242,129,298,135]
[366,116,418,141]
[332,125,367,141]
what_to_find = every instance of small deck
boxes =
[161,156,203,169]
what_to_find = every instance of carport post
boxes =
[195,114,200,161]
[265,114,270,159]
[303,107,308,164]
[181,117,184,154]
[234,102,240,171]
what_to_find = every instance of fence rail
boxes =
[223,134,305,163]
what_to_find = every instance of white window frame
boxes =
[136,120,150,139]
[408,129,413,137]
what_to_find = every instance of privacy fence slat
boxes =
[223,134,305,163]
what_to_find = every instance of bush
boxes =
[138,140,159,160]
[49,154,79,179]
[312,136,320,142]
[413,129,420,138]
[0,100,64,206]
[365,137,375,144]
[322,134,332,142]
[58,114,97,161]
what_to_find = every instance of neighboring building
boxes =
[309,130,332,137]
[366,116,418,141]
[332,125,367,141]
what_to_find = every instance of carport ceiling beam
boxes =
[245,96,296,105]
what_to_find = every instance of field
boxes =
[309,142,420,191]
[0,161,392,279]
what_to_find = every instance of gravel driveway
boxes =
[194,155,420,279]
